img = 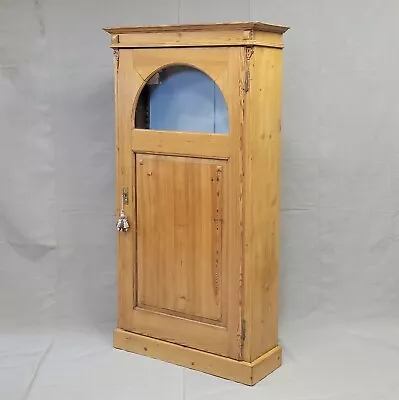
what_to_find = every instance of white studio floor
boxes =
[2,317,399,400]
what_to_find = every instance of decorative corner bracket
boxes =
[113,48,120,70]
[243,46,254,92]
[246,46,254,60]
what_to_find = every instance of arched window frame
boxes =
[133,64,230,134]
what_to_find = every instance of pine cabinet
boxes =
[105,22,289,385]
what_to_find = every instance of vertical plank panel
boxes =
[243,46,283,361]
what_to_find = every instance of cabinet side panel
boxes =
[243,46,283,361]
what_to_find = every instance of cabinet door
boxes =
[115,47,245,359]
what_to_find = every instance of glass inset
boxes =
[135,66,229,134]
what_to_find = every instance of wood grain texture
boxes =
[115,50,137,330]
[251,344,282,384]
[115,46,244,360]
[131,47,230,86]
[242,46,283,361]
[132,130,230,159]
[110,23,287,382]
[104,21,289,34]
[128,307,229,357]
[218,47,246,359]
[110,30,284,49]
[136,154,226,323]
[114,328,282,385]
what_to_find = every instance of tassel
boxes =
[117,209,129,232]
[122,214,130,231]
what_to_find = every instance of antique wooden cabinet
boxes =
[104,22,289,385]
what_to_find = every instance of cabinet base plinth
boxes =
[114,328,282,385]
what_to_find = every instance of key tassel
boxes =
[117,209,129,232]
[116,189,129,232]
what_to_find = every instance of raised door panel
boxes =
[136,154,226,324]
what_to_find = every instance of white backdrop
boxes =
[1,0,399,399]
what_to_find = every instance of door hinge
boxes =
[241,319,246,341]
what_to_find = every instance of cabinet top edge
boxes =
[103,21,289,35]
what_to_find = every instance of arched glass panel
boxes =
[135,65,229,134]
